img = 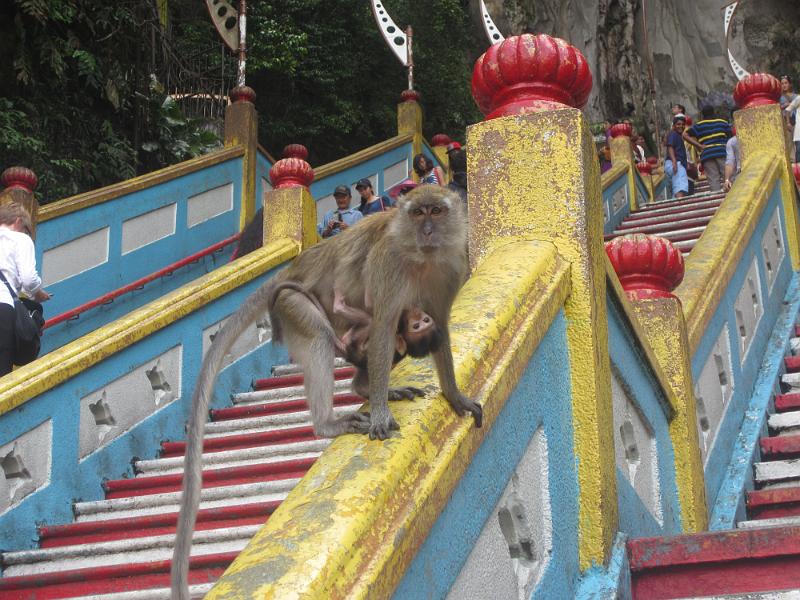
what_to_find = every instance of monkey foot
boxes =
[368,414,400,440]
[450,397,483,428]
[387,386,425,401]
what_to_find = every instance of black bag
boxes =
[0,273,43,365]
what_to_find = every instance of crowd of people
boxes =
[317,144,467,238]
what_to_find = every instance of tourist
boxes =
[318,185,363,238]
[723,129,741,192]
[684,106,732,193]
[633,135,647,163]
[785,94,800,161]
[446,142,467,203]
[355,178,394,216]
[413,154,446,186]
[665,115,690,198]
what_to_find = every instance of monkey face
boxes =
[404,326,443,358]
[408,203,450,251]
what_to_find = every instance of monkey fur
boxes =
[171,186,481,597]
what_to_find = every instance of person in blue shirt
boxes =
[665,115,689,198]
[355,178,394,216]
[318,185,363,238]
[685,105,732,192]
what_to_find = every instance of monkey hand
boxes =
[368,412,400,440]
[448,393,483,428]
[387,386,425,401]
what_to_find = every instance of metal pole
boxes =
[237,0,247,87]
[407,26,414,90]
[640,0,662,160]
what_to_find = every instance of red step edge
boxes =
[210,393,363,421]
[606,216,712,240]
[785,356,800,373]
[795,325,800,337]
[626,199,722,219]
[628,526,800,600]
[39,501,279,548]
[252,366,354,390]
[104,458,316,499]
[760,434,800,460]
[775,393,800,412]
[160,425,316,457]
[0,551,238,598]
[748,486,800,520]
[635,194,724,213]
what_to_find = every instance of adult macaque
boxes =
[171,186,481,598]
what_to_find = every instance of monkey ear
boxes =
[395,334,407,356]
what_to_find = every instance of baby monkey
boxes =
[334,290,443,368]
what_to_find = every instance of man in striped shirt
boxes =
[685,105,732,193]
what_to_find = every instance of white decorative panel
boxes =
[761,207,784,291]
[202,313,272,370]
[611,185,628,214]
[694,325,734,462]
[447,428,551,600]
[121,203,176,255]
[611,372,662,523]
[42,227,110,286]
[0,420,52,514]
[187,182,234,228]
[734,258,763,362]
[79,345,182,459]
[383,159,409,189]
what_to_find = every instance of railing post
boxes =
[468,33,617,570]
[430,133,452,180]
[606,234,708,532]
[609,123,640,209]
[0,167,40,238]
[263,146,317,249]
[734,73,800,270]
[224,85,258,232]
[398,89,423,167]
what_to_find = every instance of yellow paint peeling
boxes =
[466,109,617,570]
[609,136,639,209]
[0,240,299,415]
[735,103,800,270]
[601,163,628,193]
[397,102,423,159]
[676,154,779,353]
[262,187,318,250]
[207,241,571,600]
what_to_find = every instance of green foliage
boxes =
[767,22,800,84]
[1,0,484,202]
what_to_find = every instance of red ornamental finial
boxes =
[282,144,308,160]
[793,163,800,186]
[733,73,781,109]
[431,134,452,147]
[605,234,685,300]
[269,158,314,189]
[401,89,421,103]
[1,167,38,193]
[471,33,593,120]
[647,156,658,166]
[230,85,256,104]
[636,162,652,175]
[610,123,632,139]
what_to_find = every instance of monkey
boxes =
[171,186,482,598]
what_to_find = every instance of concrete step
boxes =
[623,199,722,221]
[69,582,215,599]
[738,515,800,529]
[0,551,236,598]
[761,434,800,461]
[212,393,363,422]
[159,424,317,458]
[252,365,354,390]
[628,526,800,599]
[270,357,349,377]
[768,411,800,436]
[616,206,719,230]
[2,524,258,576]
[748,486,800,521]
[74,479,297,522]
[203,403,362,438]
[754,458,800,488]
[680,592,800,600]
[611,216,712,238]
[231,377,353,405]
[136,438,330,476]
[775,394,800,413]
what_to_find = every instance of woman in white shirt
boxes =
[786,94,800,162]
[0,203,49,375]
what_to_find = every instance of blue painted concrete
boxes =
[37,157,244,354]
[653,174,667,201]
[575,533,631,600]
[709,271,800,529]
[392,310,581,600]
[634,170,650,209]
[603,170,631,234]
[607,293,683,537]
[690,181,791,513]
[0,265,288,550]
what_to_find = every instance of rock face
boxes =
[476,0,797,128]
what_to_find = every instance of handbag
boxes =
[686,162,699,180]
[0,272,44,365]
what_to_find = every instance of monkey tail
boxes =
[170,282,273,598]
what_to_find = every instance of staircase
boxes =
[0,360,359,599]
[606,179,724,257]
[627,325,800,599]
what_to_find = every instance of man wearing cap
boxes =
[665,115,690,198]
[355,178,394,216]
[318,185,363,238]
[446,142,467,203]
